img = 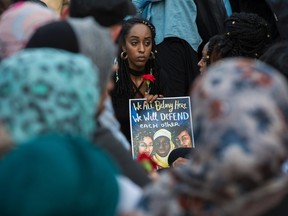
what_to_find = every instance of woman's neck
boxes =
[128,67,145,77]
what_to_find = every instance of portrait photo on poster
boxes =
[129,96,194,169]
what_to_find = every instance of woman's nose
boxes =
[198,59,203,67]
[138,43,145,52]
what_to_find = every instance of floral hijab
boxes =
[0,48,100,145]
[135,58,288,216]
[0,2,59,59]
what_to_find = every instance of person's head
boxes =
[69,0,136,27]
[118,17,157,71]
[197,42,209,74]
[26,17,117,117]
[0,1,59,59]
[0,133,119,216]
[136,58,288,216]
[69,0,136,42]
[222,12,272,59]
[174,126,193,148]
[133,130,154,157]
[114,17,160,96]
[0,48,100,145]
[206,34,227,65]
[26,17,117,114]
[179,58,288,215]
[260,42,288,81]
[198,34,228,74]
[153,129,173,157]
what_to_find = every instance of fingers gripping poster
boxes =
[129,97,194,169]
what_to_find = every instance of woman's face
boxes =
[198,42,209,74]
[139,136,154,156]
[177,130,192,147]
[123,23,152,71]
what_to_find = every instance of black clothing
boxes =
[156,37,200,97]
[266,0,288,40]
[194,0,228,56]
[261,194,288,216]
[230,0,280,41]
[110,73,162,143]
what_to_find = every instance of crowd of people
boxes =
[0,0,288,215]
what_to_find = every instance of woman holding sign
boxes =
[110,17,163,144]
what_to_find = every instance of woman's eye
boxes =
[145,41,151,46]
[131,41,138,46]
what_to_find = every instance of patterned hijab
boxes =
[0,2,59,59]
[0,133,119,216]
[0,48,100,145]
[135,58,288,216]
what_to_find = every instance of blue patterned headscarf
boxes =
[0,48,100,144]
[135,58,288,216]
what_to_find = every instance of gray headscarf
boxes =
[26,17,116,93]
[68,17,116,92]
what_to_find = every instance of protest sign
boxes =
[129,96,194,168]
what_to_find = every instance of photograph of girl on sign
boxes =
[133,129,154,159]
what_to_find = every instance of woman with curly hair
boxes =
[133,129,154,159]
[110,17,163,144]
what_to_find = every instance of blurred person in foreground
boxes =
[0,133,120,216]
[0,1,59,60]
[132,58,288,216]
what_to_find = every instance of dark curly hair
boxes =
[206,34,227,66]
[222,12,272,58]
[133,129,154,157]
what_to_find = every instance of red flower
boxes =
[143,74,156,83]
[142,74,156,90]
[137,153,158,173]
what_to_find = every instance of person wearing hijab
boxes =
[0,48,100,145]
[0,133,120,216]
[0,47,145,215]
[0,1,59,60]
[25,17,152,188]
[133,58,288,216]
[152,128,175,169]
[26,17,116,95]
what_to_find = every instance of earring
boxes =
[116,71,119,82]
[150,51,155,59]
[114,57,119,82]
[120,51,128,60]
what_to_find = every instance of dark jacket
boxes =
[266,0,288,40]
